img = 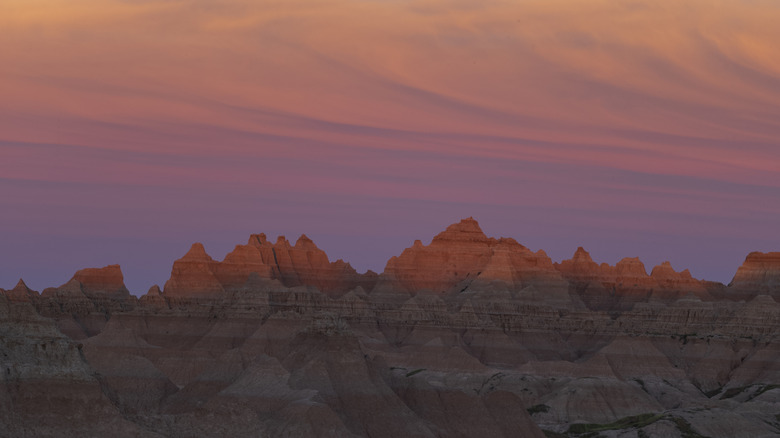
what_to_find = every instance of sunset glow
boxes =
[2,0,779,292]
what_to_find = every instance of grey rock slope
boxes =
[2,219,779,437]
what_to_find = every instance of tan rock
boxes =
[3,278,37,303]
[163,235,376,297]
[163,243,224,297]
[72,264,129,297]
[729,251,780,298]
[383,218,566,295]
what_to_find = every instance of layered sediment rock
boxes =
[164,235,377,299]
[3,279,36,303]
[0,293,154,437]
[555,247,712,310]
[72,264,130,298]
[31,266,136,339]
[729,251,780,299]
[1,219,778,437]
[382,218,568,296]
[163,243,224,297]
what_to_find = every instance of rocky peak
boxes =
[647,261,708,299]
[138,284,167,308]
[50,278,87,298]
[650,261,677,279]
[162,232,376,296]
[729,251,780,296]
[11,278,32,294]
[431,217,489,244]
[572,247,594,263]
[383,218,564,295]
[294,234,318,250]
[72,265,129,296]
[163,244,223,297]
[181,243,213,261]
[3,278,36,302]
[615,257,648,277]
[554,247,600,279]
[248,233,269,246]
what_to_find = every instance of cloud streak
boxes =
[1,0,779,291]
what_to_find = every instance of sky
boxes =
[1,0,779,294]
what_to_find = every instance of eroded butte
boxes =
[2,219,779,437]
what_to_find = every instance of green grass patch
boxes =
[720,386,749,399]
[567,413,663,434]
[703,387,722,398]
[751,384,780,399]
[541,430,568,438]
[405,368,425,377]
[527,404,550,415]
[671,417,709,438]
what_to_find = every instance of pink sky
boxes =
[2,0,779,293]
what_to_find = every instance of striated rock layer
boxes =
[164,235,377,298]
[2,219,779,438]
[382,218,568,296]
[729,251,780,299]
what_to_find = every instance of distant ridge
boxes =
[4,218,779,305]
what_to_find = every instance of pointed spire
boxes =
[182,243,213,261]
[295,234,318,249]
[248,233,268,247]
[572,247,594,263]
[275,235,291,248]
[433,217,488,243]
[12,278,31,293]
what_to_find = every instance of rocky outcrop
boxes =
[72,264,130,298]
[649,261,710,300]
[163,243,224,297]
[163,235,377,298]
[2,279,37,303]
[555,247,711,310]
[381,218,567,296]
[2,218,779,437]
[0,293,156,437]
[729,251,780,299]
[138,285,167,308]
[34,266,136,339]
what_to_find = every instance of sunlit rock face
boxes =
[163,243,225,297]
[1,219,778,437]
[163,235,377,299]
[554,247,714,310]
[729,252,780,299]
[72,264,130,298]
[382,217,567,296]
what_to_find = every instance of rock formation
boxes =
[555,247,714,310]
[3,279,36,303]
[729,251,780,299]
[382,217,567,296]
[72,264,130,298]
[164,235,376,298]
[1,218,779,437]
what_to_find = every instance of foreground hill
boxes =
[2,219,779,437]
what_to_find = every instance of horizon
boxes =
[2,217,764,295]
[2,0,779,293]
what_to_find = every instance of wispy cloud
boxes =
[1,0,779,289]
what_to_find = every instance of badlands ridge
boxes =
[1,218,779,437]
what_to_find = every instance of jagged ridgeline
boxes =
[2,218,779,437]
